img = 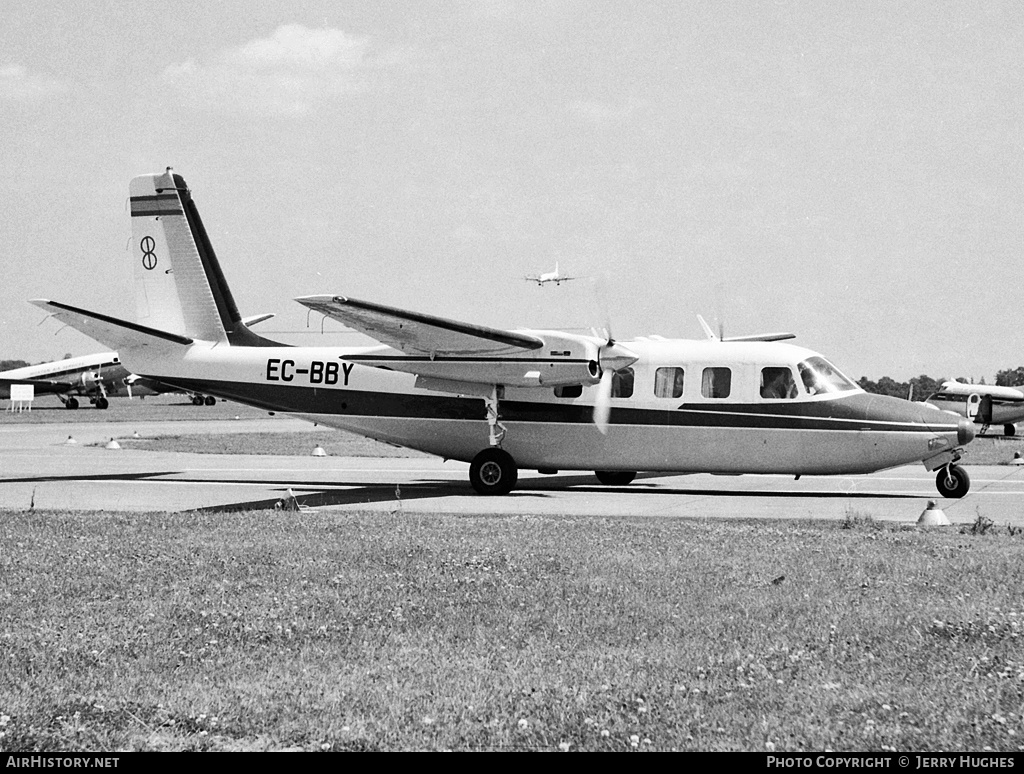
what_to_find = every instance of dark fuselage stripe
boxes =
[155,377,950,433]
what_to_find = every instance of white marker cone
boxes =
[311,445,327,457]
[64,436,77,445]
[1012,452,1024,466]
[105,438,121,450]
[917,500,950,527]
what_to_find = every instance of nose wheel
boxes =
[469,448,518,496]
[935,464,970,499]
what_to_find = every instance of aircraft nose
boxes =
[958,417,975,446]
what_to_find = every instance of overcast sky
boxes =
[2,1,1021,381]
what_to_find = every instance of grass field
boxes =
[3,509,1024,751]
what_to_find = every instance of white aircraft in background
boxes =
[0,352,134,409]
[524,262,578,286]
[32,169,976,498]
[1,313,275,409]
[923,380,1024,437]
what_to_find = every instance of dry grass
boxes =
[4,510,1024,751]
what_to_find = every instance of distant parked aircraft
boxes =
[923,380,1024,437]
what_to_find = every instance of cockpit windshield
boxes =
[797,356,858,396]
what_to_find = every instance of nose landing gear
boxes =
[936,464,970,499]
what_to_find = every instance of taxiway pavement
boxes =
[2,415,1024,525]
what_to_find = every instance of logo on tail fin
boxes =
[140,237,157,270]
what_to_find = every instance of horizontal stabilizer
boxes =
[242,313,275,328]
[697,314,795,343]
[721,332,796,343]
[31,300,193,352]
[295,295,544,356]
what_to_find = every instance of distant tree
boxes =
[859,376,911,398]
[859,374,946,401]
[909,375,943,401]
[996,367,1024,387]
[0,359,30,371]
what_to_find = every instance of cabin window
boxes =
[553,384,582,398]
[797,357,857,395]
[612,368,634,398]
[701,367,731,398]
[760,367,797,399]
[654,367,684,398]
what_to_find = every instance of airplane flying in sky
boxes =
[32,169,976,498]
[524,262,578,286]
[922,380,1024,437]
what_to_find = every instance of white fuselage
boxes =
[124,337,971,477]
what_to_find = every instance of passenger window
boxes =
[701,367,731,398]
[554,384,582,398]
[611,368,634,398]
[760,367,797,400]
[654,367,684,398]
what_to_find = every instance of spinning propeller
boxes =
[586,274,638,434]
[591,329,637,435]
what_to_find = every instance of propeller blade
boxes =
[593,368,614,434]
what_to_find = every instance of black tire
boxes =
[935,465,970,499]
[469,448,518,496]
[95,397,109,410]
[192,395,204,405]
[595,470,637,486]
[1005,424,1016,437]
[204,395,217,406]
[66,398,79,410]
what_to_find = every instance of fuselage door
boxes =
[966,393,981,420]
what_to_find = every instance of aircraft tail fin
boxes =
[129,169,276,347]
[30,299,193,352]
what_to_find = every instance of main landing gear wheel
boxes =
[192,395,204,406]
[95,397,109,410]
[595,470,637,486]
[204,395,217,406]
[469,448,518,496]
[65,398,79,410]
[936,465,970,499]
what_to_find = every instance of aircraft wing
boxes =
[294,295,544,356]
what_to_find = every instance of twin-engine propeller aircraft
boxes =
[524,262,578,286]
[32,169,976,498]
[923,381,1024,437]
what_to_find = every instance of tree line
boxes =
[858,367,1024,400]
